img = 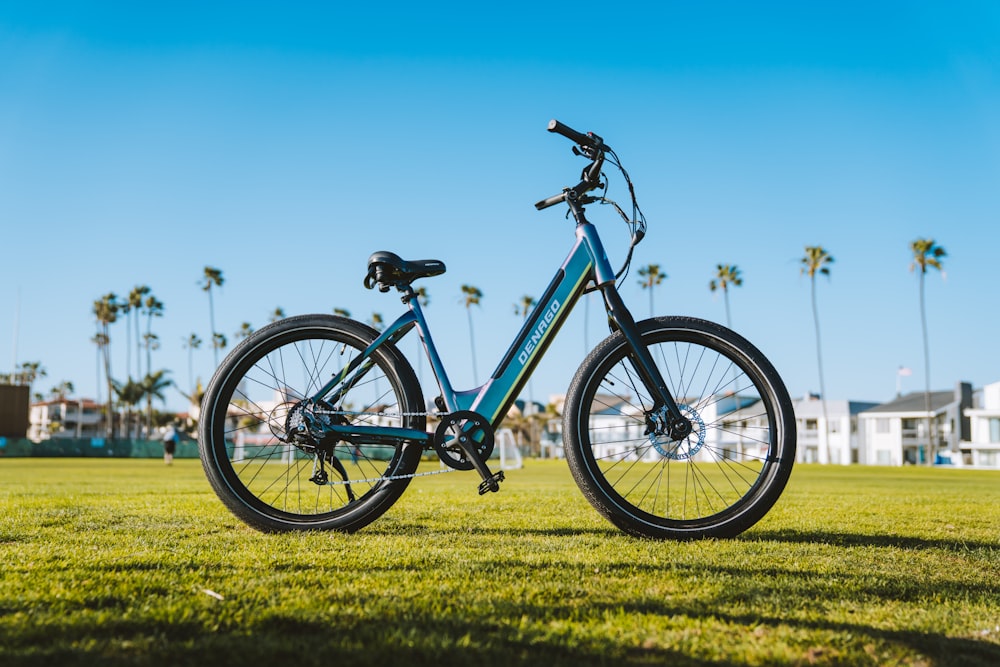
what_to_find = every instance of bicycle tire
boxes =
[563,316,795,539]
[198,314,425,532]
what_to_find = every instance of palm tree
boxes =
[113,377,145,439]
[369,313,384,332]
[143,294,163,382]
[93,293,120,439]
[13,361,46,393]
[49,380,74,401]
[235,321,254,341]
[269,307,285,323]
[92,331,108,412]
[333,307,351,318]
[910,237,947,465]
[801,246,834,463]
[142,369,172,437]
[460,284,483,384]
[637,264,665,317]
[709,264,743,329]
[127,285,150,382]
[212,333,228,361]
[183,333,202,395]
[200,267,224,366]
[514,295,536,321]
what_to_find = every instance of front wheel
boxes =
[198,314,425,532]
[563,316,796,539]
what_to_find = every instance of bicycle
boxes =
[198,120,796,539]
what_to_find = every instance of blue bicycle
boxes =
[198,120,796,539]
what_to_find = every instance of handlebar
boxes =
[535,119,608,211]
[547,119,605,151]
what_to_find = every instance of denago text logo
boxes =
[517,300,560,366]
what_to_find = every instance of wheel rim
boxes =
[208,327,419,521]
[580,331,782,528]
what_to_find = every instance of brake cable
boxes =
[579,146,648,293]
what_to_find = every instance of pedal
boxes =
[478,471,505,495]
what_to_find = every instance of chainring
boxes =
[433,410,494,471]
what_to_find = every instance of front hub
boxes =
[646,404,706,461]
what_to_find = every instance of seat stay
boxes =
[312,313,418,407]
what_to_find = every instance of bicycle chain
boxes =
[318,467,458,486]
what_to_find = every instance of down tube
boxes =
[471,239,593,426]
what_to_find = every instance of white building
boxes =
[28,398,104,441]
[962,381,1000,468]
[857,383,973,466]
[793,396,878,465]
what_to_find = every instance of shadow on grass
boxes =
[750,527,1000,553]
[3,603,996,667]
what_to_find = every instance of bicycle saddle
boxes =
[364,251,446,292]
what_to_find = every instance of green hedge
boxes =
[0,437,200,458]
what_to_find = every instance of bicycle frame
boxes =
[313,213,685,449]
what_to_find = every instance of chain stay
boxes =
[308,407,460,484]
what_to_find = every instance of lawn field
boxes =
[1,458,998,666]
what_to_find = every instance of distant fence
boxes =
[0,437,200,458]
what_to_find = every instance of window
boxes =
[990,418,1000,443]
[876,418,890,434]
[876,450,892,464]
[805,419,818,432]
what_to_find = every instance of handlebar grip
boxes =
[535,191,567,210]
[548,119,599,149]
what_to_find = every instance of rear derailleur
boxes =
[280,399,356,501]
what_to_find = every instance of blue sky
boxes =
[2,2,998,413]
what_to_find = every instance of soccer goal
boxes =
[493,427,524,470]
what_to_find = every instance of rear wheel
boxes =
[563,316,795,539]
[198,314,425,532]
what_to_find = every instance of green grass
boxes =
[1,459,998,666]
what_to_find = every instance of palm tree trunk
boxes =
[467,308,478,384]
[811,278,831,464]
[102,335,114,440]
[136,311,143,383]
[208,287,218,367]
[188,348,194,396]
[919,271,933,465]
[125,310,132,383]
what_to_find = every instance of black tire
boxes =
[198,314,425,532]
[563,316,795,539]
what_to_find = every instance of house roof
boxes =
[861,390,955,415]
[30,398,101,408]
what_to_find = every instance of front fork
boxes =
[600,285,693,440]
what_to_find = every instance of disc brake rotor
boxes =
[649,403,706,460]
